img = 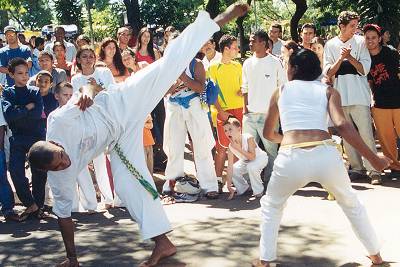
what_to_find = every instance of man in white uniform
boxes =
[28,4,249,267]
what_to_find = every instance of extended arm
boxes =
[263,90,282,143]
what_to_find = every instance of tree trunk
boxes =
[290,0,307,43]
[123,0,142,38]
[206,0,220,19]
[236,0,252,58]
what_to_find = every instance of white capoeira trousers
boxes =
[72,168,97,212]
[232,151,268,196]
[163,97,218,193]
[92,154,114,205]
[259,144,380,261]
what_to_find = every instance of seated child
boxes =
[223,117,268,200]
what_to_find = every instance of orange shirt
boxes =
[143,128,155,147]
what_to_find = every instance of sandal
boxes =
[205,191,219,200]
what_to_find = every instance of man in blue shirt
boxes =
[0,26,32,87]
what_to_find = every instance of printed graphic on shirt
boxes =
[369,63,390,86]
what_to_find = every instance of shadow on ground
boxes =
[0,208,372,267]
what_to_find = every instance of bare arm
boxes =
[230,137,257,161]
[326,57,344,78]
[243,93,249,114]
[226,150,235,200]
[327,87,390,171]
[263,90,282,143]
[58,217,79,267]
[347,54,366,75]
[179,60,206,93]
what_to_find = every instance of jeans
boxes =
[9,135,47,208]
[0,149,15,215]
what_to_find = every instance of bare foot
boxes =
[251,259,270,267]
[139,235,177,267]
[369,253,383,265]
[214,2,250,28]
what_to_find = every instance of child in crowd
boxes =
[2,57,47,220]
[144,114,155,176]
[35,70,58,120]
[223,117,268,200]
[54,81,73,106]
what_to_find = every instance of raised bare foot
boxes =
[214,2,250,28]
[139,235,177,267]
[369,253,383,265]
[251,259,270,267]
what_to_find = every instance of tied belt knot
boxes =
[169,93,199,109]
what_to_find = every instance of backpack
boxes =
[189,58,219,105]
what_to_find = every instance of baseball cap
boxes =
[362,24,382,36]
[4,26,16,33]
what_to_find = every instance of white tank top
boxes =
[278,80,329,133]
[229,133,264,161]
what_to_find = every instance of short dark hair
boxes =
[270,24,282,33]
[8,57,28,74]
[289,49,322,81]
[35,37,45,48]
[28,141,55,170]
[219,34,237,53]
[36,70,53,83]
[301,23,316,33]
[54,81,73,95]
[338,11,359,27]
[362,24,382,36]
[39,51,54,61]
[253,30,270,49]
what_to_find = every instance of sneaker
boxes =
[173,193,198,203]
[174,176,201,195]
[370,174,382,185]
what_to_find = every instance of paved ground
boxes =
[1,156,400,267]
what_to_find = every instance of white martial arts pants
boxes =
[259,144,380,261]
[93,154,114,205]
[232,151,268,195]
[163,98,218,193]
[72,168,97,212]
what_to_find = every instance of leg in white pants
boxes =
[75,168,97,211]
[260,145,380,261]
[342,105,379,175]
[93,154,114,205]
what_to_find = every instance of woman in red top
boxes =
[135,27,161,64]
[98,38,130,83]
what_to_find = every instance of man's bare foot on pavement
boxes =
[252,259,270,267]
[139,234,177,267]
[368,253,383,265]
[56,257,80,267]
[214,2,250,28]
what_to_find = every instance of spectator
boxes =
[121,49,148,73]
[36,70,58,119]
[0,26,32,87]
[53,41,73,80]
[381,28,396,50]
[98,38,129,83]
[28,51,67,93]
[300,23,316,50]
[364,24,400,178]
[281,40,301,70]
[135,27,161,64]
[76,35,91,49]
[30,37,45,76]
[208,34,243,190]
[201,38,222,71]
[117,27,131,52]
[17,33,29,46]
[44,26,77,62]
[324,11,381,184]
[311,37,325,68]
[2,58,47,220]
[242,30,286,182]
[268,24,284,56]
[28,36,36,50]
[143,114,155,176]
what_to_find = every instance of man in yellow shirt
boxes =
[208,34,243,193]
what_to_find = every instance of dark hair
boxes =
[301,23,316,33]
[121,48,136,59]
[28,141,55,170]
[337,11,359,27]
[270,24,282,33]
[362,24,382,36]
[39,51,54,61]
[8,57,28,74]
[219,34,237,53]
[35,37,45,48]
[223,117,241,128]
[53,41,66,52]
[76,45,96,71]
[136,27,156,61]
[36,70,53,83]
[54,81,73,94]
[99,38,127,76]
[289,49,322,81]
[311,37,325,47]
[253,30,270,49]
[76,34,91,45]
[284,40,301,52]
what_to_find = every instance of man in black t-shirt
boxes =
[364,24,400,179]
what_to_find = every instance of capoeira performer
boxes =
[252,49,390,267]
[27,4,249,267]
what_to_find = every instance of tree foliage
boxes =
[54,0,84,30]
